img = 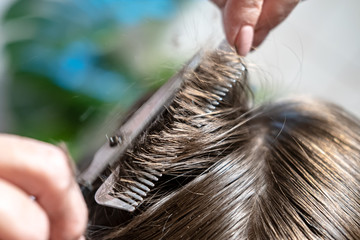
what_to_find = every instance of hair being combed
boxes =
[92,49,360,240]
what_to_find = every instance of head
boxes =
[89,49,360,239]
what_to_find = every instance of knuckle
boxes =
[42,147,73,192]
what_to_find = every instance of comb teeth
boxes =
[117,167,161,208]
[94,53,247,212]
[125,190,143,202]
[137,177,155,187]
[133,181,151,192]
[204,61,246,113]
[95,166,162,212]
[214,85,230,93]
[119,192,140,205]
[209,100,220,106]
[204,86,229,113]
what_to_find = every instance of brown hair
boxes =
[89,49,360,239]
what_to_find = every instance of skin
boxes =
[212,0,300,56]
[0,134,87,240]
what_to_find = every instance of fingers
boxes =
[213,0,299,56]
[253,0,300,47]
[220,0,264,56]
[0,134,88,240]
[0,179,49,240]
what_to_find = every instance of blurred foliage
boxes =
[2,0,187,160]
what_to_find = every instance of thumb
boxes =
[221,0,264,56]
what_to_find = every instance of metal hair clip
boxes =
[77,40,246,212]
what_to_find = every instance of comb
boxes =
[77,41,247,212]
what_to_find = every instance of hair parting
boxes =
[87,48,360,240]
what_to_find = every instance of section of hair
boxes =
[95,50,360,239]
[110,50,250,207]
[246,99,360,239]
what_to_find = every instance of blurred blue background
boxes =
[1,0,359,162]
[0,0,196,160]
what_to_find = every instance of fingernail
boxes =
[235,25,254,56]
[78,236,86,240]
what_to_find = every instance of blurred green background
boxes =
[1,0,198,161]
[4,0,355,165]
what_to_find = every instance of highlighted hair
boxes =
[90,49,360,240]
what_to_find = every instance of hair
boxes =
[88,49,360,239]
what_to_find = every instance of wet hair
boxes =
[89,49,360,239]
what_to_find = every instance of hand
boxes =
[0,134,87,240]
[212,0,300,56]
